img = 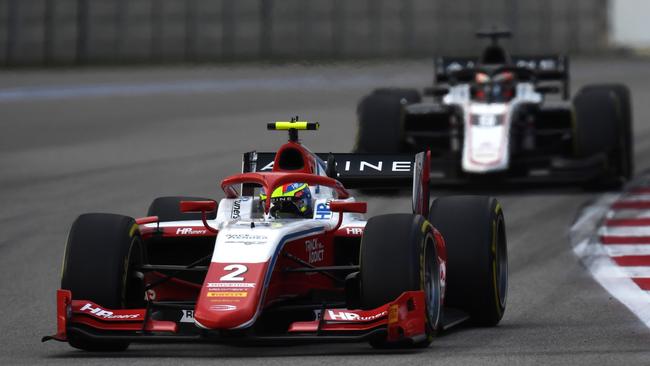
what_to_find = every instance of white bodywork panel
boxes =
[443,83,543,173]
[144,187,367,265]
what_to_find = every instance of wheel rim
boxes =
[123,237,145,308]
[423,235,441,330]
[495,217,508,309]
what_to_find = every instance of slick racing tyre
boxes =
[573,85,631,187]
[428,196,507,326]
[354,88,420,153]
[579,84,633,181]
[372,88,422,104]
[359,214,442,348]
[147,196,216,221]
[61,213,145,351]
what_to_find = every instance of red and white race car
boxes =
[44,121,508,350]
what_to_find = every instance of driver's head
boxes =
[260,183,313,218]
[473,71,515,102]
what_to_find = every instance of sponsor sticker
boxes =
[209,304,237,311]
[207,292,248,298]
[388,305,399,324]
[326,310,387,322]
[176,227,207,235]
[210,299,241,303]
[207,282,255,288]
[180,310,194,323]
[345,227,363,235]
[315,202,331,220]
[231,199,242,219]
[223,233,267,244]
[341,160,413,173]
[305,238,324,264]
[79,303,141,319]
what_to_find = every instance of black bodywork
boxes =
[387,30,612,185]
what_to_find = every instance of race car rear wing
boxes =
[434,55,570,99]
[242,151,431,216]
[243,152,416,187]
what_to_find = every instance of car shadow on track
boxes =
[45,343,422,359]
[43,324,484,360]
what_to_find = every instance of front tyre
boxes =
[61,213,145,351]
[579,84,633,181]
[428,196,507,326]
[574,85,632,187]
[359,214,442,348]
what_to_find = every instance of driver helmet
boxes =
[260,183,313,218]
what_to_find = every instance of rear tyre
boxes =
[147,196,216,221]
[428,196,507,326]
[61,213,145,351]
[373,88,422,104]
[354,88,420,153]
[573,85,631,187]
[359,214,441,348]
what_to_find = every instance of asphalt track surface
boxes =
[2,58,650,365]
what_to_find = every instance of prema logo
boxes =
[80,303,141,319]
[176,227,207,235]
[327,310,387,322]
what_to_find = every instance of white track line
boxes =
[618,193,650,201]
[572,239,650,328]
[0,73,415,103]
[606,209,650,219]
[602,244,650,257]
[599,226,650,236]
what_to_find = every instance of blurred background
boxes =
[1,0,649,66]
[3,1,650,365]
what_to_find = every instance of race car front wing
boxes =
[43,289,428,345]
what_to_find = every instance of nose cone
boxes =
[194,262,268,329]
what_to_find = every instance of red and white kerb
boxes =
[572,185,650,329]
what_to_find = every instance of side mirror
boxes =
[179,200,218,233]
[135,216,159,225]
[329,201,367,214]
[424,86,449,97]
[327,201,367,233]
[180,200,217,213]
[534,85,560,94]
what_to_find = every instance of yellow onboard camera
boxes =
[267,121,319,131]
[267,117,319,141]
